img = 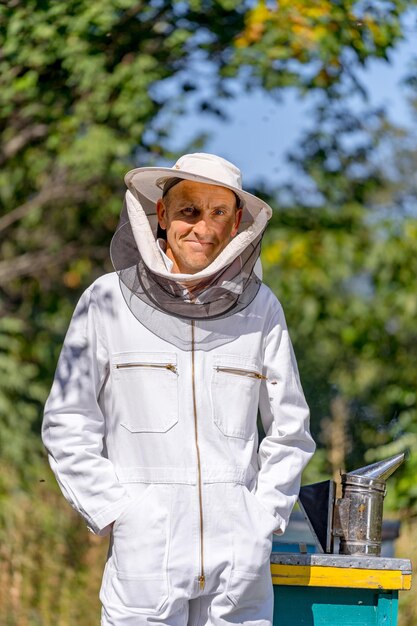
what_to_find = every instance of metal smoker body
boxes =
[298,453,405,556]
[334,474,386,556]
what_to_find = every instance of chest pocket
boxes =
[211,354,265,440]
[113,352,178,433]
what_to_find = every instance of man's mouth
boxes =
[183,240,214,248]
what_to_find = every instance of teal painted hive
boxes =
[270,554,412,626]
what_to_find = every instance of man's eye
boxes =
[182,207,196,215]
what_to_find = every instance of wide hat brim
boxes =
[124,167,273,225]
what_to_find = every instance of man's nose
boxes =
[192,216,212,237]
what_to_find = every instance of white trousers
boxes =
[100,483,275,625]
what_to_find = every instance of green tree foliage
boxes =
[0,0,249,479]
[261,101,417,514]
[230,0,406,92]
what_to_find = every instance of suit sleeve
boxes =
[42,284,131,535]
[257,302,316,534]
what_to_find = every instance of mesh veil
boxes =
[110,191,267,349]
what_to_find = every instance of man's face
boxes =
[156,180,242,274]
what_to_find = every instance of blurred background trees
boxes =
[0,0,416,623]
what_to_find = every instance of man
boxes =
[42,153,315,626]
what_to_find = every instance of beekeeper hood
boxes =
[110,153,273,347]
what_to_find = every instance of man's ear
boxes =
[231,208,243,237]
[156,198,168,230]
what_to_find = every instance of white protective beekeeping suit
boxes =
[42,153,315,626]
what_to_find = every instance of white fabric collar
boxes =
[156,238,174,272]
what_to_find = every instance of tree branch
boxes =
[0,124,49,166]
[0,242,110,286]
[119,2,146,26]
[0,183,90,235]
[0,243,79,285]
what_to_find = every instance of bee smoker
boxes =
[298,453,405,556]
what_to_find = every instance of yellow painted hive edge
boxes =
[270,563,412,591]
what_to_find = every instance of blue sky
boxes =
[164,22,417,187]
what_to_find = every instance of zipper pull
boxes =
[198,575,205,590]
[166,364,177,373]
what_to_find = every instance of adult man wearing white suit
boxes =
[42,153,315,625]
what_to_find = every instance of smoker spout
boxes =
[347,452,405,481]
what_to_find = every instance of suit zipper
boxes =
[215,366,267,380]
[191,320,205,590]
[116,363,177,373]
